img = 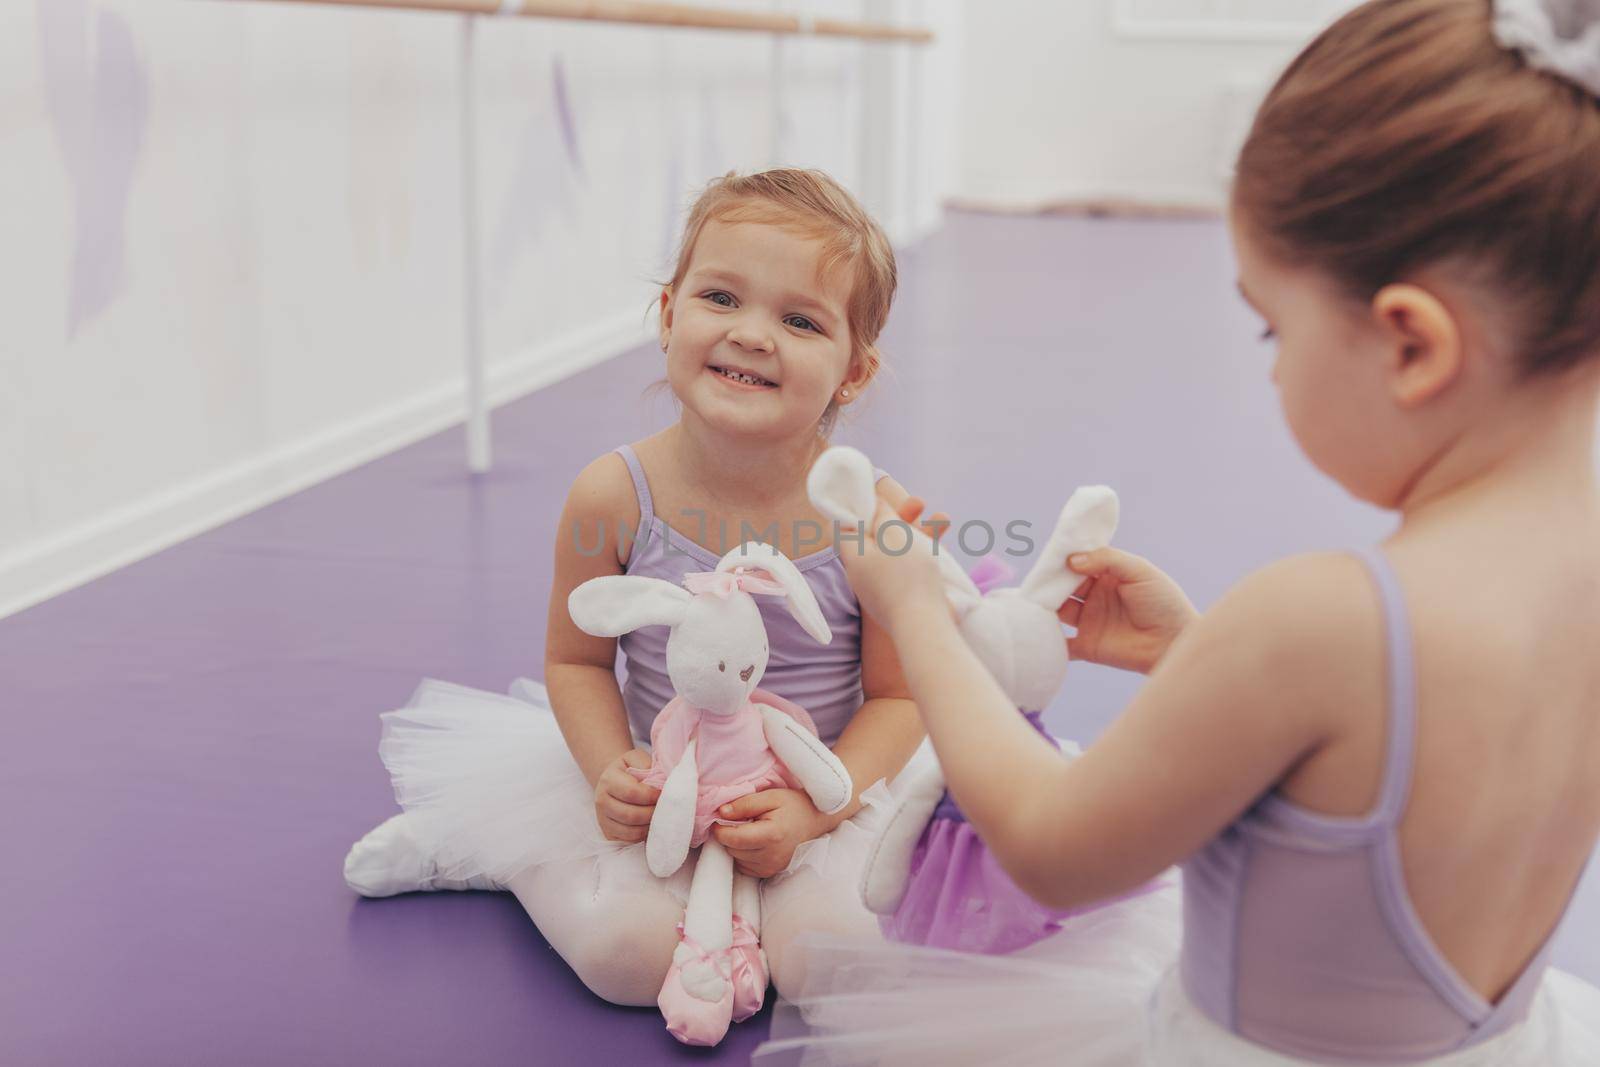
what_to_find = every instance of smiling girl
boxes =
[343,169,939,1037]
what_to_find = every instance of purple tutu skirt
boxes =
[881,709,1162,955]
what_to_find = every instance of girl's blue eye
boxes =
[785,315,820,333]
[705,291,735,307]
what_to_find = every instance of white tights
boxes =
[506,836,882,1007]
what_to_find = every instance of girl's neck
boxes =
[1397,369,1600,533]
[666,415,826,513]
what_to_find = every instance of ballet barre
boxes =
[240,0,933,472]
[268,0,934,43]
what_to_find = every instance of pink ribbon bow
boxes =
[683,567,788,599]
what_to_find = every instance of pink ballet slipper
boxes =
[728,914,768,1023]
[658,925,735,1046]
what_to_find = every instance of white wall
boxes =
[956,0,1358,209]
[0,0,959,619]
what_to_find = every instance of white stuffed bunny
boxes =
[567,541,852,1045]
[808,446,1145,955]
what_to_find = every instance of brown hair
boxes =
[1234,0,1600,376]
[662,169,898,431]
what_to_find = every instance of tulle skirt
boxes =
[375,677,907,887]
[1144,965,1600,1067]
[754,874,1600,1067]
[755,878,1182,1066]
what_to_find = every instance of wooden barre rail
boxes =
[238,0,930,471]
[264,0,935,42]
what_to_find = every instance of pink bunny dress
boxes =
[631,687,820,845]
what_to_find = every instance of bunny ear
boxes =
[808,446,985,620]
[808,446,878,526]
[568,575,692,637]
[718,541,832,645]
[934,549,984,619]
[1017,486,1120,612]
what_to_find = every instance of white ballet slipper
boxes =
[343,813,499,897]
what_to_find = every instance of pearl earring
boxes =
[840,388,850,399]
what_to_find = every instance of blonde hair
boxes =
[663,169,898,431]
[1235,0,1600,376]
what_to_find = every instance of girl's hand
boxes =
[836,497,952,638]
[593,748,660,843]
[1058,548,1198,674]
[710,789,831,879]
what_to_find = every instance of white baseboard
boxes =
[0,310,653,621]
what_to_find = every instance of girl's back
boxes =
[1217,0,1600,1030]
[1376,507,1600,1002]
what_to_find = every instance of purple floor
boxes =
[4,211,1596,1065]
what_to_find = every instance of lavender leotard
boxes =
[612,444,881,748]
[1181,547,1583,1063]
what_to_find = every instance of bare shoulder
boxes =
[561,451,642,567]
[1181,551,1384,735]
[1217,551,1378,640]
[566,451,639,519]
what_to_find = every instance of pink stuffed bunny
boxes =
[568,542,853,1046]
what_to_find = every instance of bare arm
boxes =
[880,552,1376,910]
[543,453,642,788]
[822,610,927,828]
[821,476,932,828]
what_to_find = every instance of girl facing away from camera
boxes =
[761,2,1600,1064]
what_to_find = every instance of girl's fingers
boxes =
[1057,576,1096,625]
[611,752,661,803]
[1068,547,1151,583]
[713,821,780,850]
[604,761,659,803]
[896,497,952,543]
[603,798,655,826]
[601,819,645,843]
[718,790,786,821]
[607,778,658,806]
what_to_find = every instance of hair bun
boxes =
[1495,0,1600,97]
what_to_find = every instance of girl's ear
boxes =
[658,287,674,352]
[836,346,881,406]
[1370,283,1463,409]
[569,575,692,637]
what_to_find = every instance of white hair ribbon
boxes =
[1495,0,1600,97]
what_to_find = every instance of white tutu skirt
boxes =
[376,677,904,887]
[754,877,1182,1067]
[753,877,1600,1067]
[1144,965,1600,1067]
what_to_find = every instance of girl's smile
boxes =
[708,364,780,390]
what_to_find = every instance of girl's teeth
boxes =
[716,367,773,387]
